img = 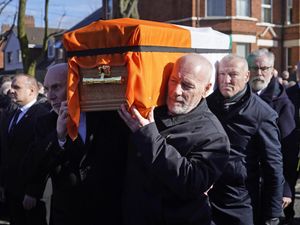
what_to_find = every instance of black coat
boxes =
[24,110,129,225]
[0,102,49,197]
[207,85,284,222]
[286,83,300,134]
[260,77,297,198]
[123,99,230,225]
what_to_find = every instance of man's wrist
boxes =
[57,136,66,149]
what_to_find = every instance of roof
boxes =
[12,27,65,47]
[67,7,103,32]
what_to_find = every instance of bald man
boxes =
[24,63,129,225]
[207,54,284,225]
[0,74,49,225]
[119,54,230,225]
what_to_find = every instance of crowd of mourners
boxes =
[0,48,299,225]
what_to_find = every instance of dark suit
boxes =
[0,102,49,225]
[260,77,298,222]
[287,83,300,131]
[207,85,284,225]
[286,83,300,221]
[25,110,129,225]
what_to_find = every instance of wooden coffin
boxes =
[79,65,127,111]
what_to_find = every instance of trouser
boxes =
[6,192,47,225]
[209,159,253,225]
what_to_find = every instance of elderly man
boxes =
[247,49,297,225]
[119,53,230,225]
[207,54,284,225]
[0,74,49,225]
[24,63,128,225]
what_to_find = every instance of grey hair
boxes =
[247,48,275,67]
[220,54,249,71]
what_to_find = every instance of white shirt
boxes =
[9,99,37,131]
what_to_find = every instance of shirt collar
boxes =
[19,99,37,112]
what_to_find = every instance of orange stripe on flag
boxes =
[63,18,191,140]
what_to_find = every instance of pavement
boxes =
[0,179,300,225]
[291,179,300,225]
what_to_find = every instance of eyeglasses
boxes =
[249,66,272,72]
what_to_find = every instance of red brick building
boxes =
[108,0,300,76]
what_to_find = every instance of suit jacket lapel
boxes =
[8,104,38,138]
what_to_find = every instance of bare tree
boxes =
[18,0,62,76]
[0,12,17,47]
[0,0,12,15]
[0,0,15,47]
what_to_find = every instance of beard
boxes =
[249,76,267,92]
[167,97,190,115]
[168,104,189,115]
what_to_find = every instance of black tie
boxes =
[9,108,21,133]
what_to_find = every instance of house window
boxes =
[17,50,22,63]
[7,52,13,64]
[236,0,250,17]
[286,0,292,24]
[261,0,272,23]
[206,0,226,16]
[47,39,55,59]
[236,43,250,58]
[287,47,292,70]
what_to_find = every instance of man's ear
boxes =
[245,71,250,83]
[203,83,212,97]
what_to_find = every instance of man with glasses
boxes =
[247,49,297,225]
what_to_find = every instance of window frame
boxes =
[236,0,250,17]
[261,0,272,23]
[47,38,55,59]
[286,0,292,24]
[7,51,13,64]
[206,0,226,17]
[236,43,250,58]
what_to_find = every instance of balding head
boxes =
[10,74,39,106]
[44,63,68,113]
[176,54,213,84]
[217,54,250,98]
[167,54,212,115]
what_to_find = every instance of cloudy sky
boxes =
[0,0,102,29]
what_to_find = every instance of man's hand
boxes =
[22,194,37,210]
[118,104,154,132]
[0,186,5,202]
[56,100,68,141]
[264,218,280,225]
[282,196,292,209]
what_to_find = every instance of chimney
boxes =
[25,15,35,27]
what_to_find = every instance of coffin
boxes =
[78,65,127,111]
[63,18,231,139]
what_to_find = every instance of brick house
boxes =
[0,15,64,81]
[103,0,299,78]
[52,0,300,80]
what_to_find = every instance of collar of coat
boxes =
[154,98,209,128]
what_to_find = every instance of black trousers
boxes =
[6,192,47,225]
[209,160,254,225]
